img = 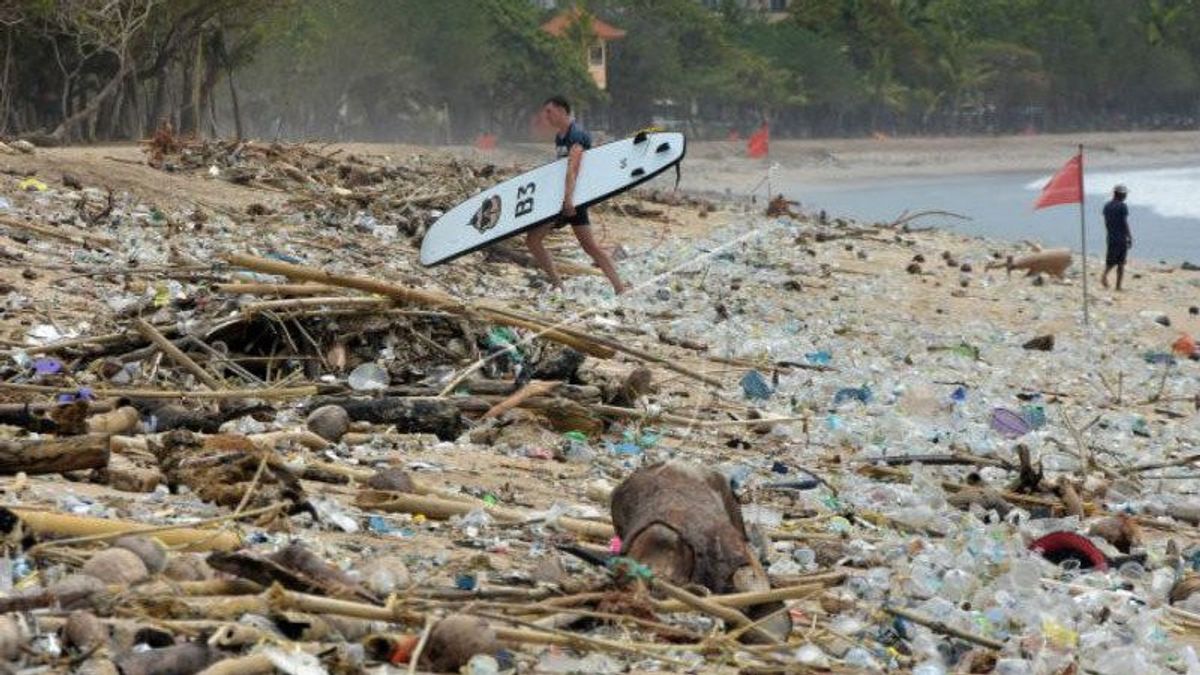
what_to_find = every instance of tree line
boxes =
[2,0,1198,144]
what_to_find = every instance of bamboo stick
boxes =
[8,324,179,356]
[216,282,344,296]
[11,507,246,552]
[239,296,395,316]
[0,382,316,400]
[0,214,116,249]
[478,304,722,387]
[482,380,561,418]
[134,318,225,390]
[653,580,832,613]
[650,578,781,645]
[356,490,615,541]
[223,253,614,358]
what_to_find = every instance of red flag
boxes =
[747,124,769,159]
[474,133,497,151]
[1034,153,1082,210]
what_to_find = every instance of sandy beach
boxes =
[1,137,1199,673]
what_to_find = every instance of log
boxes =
[306,397,462,440]
[0,434,110,474]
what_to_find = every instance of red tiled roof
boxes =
[541,7,626,41]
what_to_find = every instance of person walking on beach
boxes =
[1101,184,1132,291]
[525,96,628,294]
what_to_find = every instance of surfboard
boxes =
[419,131,685,266]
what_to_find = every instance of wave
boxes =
[1025,166,1200,221]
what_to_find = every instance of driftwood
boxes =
[223,253,614,359]
[0,434,110,474]
[114,643,223,675]
[207,542,378,602]
[133,401,273,433]
[305,397,462,440]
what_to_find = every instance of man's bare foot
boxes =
[1100,276,1109,289]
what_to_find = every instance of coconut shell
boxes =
[306,405,350,442]
[366,468,415,493]
[1170,574,1200,605]
[163,554,214,582]
[0,615,28,660]
[63,610,108,652]
[423,614,498,673]
[47,574,107,610]
[81,548,149,585]
[1088,515,1140,554]
[113,536,167,574]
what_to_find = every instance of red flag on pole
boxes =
[474,133,497,151]
[747,124,769,159]
[1034,153,1082,209]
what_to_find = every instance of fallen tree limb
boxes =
[0,433,110,474]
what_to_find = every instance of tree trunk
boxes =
[0,28,12,134]
[51,56,131,142]
[0,434,110,475]
[227,63,243,140]
[178,33,202,135]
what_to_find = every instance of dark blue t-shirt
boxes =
[555,121,592,158]
[1103,200,1130,244]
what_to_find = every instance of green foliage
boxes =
[4,0,1200,140]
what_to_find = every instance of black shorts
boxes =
[1106,243,1128,266]
[554,206,589,228]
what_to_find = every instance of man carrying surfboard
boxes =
[525,96,629,294]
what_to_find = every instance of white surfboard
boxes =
[420,131,685,266]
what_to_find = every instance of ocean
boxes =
[796,164,1200,264]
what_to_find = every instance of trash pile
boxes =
[145,128,515,243]
[0,139,1197,674]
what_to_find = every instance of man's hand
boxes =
[561,199,576,218]
[1128,237,1134,249]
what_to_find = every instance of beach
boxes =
[1,136,1199,673]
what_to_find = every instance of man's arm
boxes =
[1123,205,1133,248]
[562,144,583,216]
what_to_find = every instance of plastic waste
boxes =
[805,350,832,365]
[990,408,1031,439]
[834,384,872,405]
[347,362,389,391]
[740,370,773,400]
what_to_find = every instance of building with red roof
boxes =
[540,7,626,90]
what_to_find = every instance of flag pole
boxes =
[1078,144,1089,327]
